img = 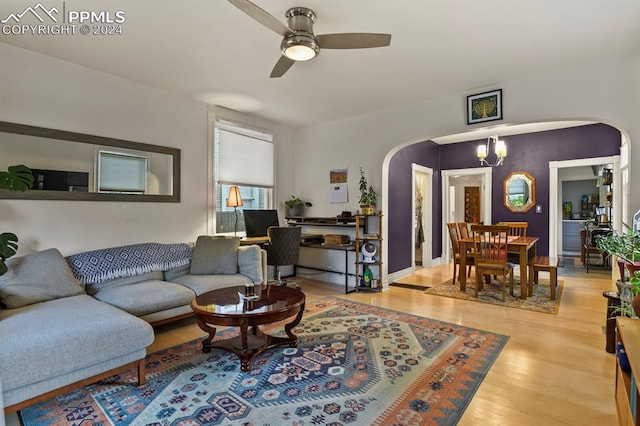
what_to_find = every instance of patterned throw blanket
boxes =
[65,243,192,285]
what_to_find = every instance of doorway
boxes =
[549,155,622,259]
[412,164,433,270]
[441,167,492,262]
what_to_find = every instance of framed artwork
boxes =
[467,89,502,124]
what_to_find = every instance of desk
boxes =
[240,235,355,293]
[240,236,269,245]
[459,236,539,300]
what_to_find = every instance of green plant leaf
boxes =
[0,232,18,276]
[0,165,34,192]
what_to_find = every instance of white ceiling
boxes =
[1,0,639,132]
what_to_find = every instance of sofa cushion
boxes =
[85,271,163,296]
[171,273,252,295]
[190,236,240,275]
[0,295,153,393]
[0,248,84,309]
[238,245,263,283]
[92,280,195,317]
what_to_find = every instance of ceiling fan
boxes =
[228,0,392,78]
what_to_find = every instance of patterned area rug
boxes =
[426,277,563,314]
[21,297,509,426]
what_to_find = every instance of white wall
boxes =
[0,44,297,257]
[295,52,640,218]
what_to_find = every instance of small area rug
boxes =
[425,277,563,314]
[21,297,509,426]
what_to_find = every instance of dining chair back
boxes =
[498,221,528,238]
[447,223,474,284]
[457,222,471,239]
[470,224,514,301]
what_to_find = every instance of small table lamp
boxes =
[226,185,243,235]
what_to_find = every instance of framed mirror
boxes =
[0,121,180,202]
[504,171,535,212]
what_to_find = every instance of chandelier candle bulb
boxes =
[477,145,487,159]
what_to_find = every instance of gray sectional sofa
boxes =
[0,236,267,419]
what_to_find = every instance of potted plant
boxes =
[0,165,34,275]
[285,196,312,217]
[595,225,640,282]
[358,167,377,215]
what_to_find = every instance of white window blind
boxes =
[217,125,274,188]
[98,150,147,193]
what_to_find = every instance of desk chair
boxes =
[266,226,302,289]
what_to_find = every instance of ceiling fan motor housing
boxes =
[281,7,320,61]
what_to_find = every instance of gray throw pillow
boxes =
[238,245,263,284]
[0,248,85,309]
[190,236,240,275]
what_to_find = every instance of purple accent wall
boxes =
[388,140,440,273]
[387,123,620,275]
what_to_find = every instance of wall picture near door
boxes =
[465,186,480,223]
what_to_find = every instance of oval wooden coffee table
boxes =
[191,285,306,372]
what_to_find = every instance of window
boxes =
[97,150,147,193]
[214,121,274,234]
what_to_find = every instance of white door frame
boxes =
[441,167,492,261]
[549,155,621,258]
[412,164,433,270]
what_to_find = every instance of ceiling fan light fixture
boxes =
[282,34,319,61]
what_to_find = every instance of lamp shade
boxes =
[226,185,243,208]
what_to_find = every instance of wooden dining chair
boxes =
[498,221,528,238]
[470,224,515,301]
[457,222,471,239]
[498,221,528,262]
[447,223,474,284]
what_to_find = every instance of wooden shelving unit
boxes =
[615,317,640,426]
[354,213,383,292]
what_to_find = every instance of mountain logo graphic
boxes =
[1,3,59,24]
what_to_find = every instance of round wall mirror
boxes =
[504,171,536,212]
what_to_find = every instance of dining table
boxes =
[458,235,539,300]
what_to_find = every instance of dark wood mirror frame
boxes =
[0,121,180,202]
[503,171,535,213]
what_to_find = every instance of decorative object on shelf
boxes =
[285,195,312,217]
[477,135,507,167]
[226,185,244,236]
[503,171,536,212]
[0,164,34,276]
[358,167,377,215]
[467,89,502,124]
[361,241,377,262]
[360,265,374,287]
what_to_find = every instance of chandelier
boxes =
[477,135,507,167]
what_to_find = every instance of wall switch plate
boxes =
[536,204,543,213]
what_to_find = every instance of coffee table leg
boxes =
[284,302,305,346]
[196,318,217,353]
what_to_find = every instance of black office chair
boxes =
[266,226,302,289]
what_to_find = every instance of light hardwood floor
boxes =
[147,263,619,426]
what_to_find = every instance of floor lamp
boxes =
[226,185,243,236]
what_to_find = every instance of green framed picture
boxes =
[467,89,502,124]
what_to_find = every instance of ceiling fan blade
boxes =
[270,56,295,78]
[228,0,291,36]
[317,33,392,49]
